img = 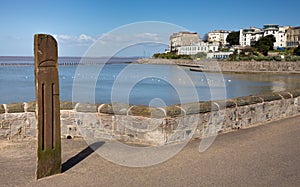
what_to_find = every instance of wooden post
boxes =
[34,34,61,179]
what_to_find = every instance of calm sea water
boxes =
[0,57,299,106]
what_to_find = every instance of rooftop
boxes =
[263,24,279,30]
[209,30,230,33]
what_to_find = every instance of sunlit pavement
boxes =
[1,115,300,187]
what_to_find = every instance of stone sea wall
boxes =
[1,90,300,145]
[137,59,300,73]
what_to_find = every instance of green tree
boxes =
[192,52,207,59]
[254,35,276,56]
[294,46,300,56]
[228,49,239,61]
[202,33,208,42]
[152,52,191,59]
[226,31,240,46]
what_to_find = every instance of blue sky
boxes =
[0,0,299,56]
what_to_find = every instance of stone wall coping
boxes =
[0,104,5,114]
[290,90,300,98]
[5,103,25,113]
[1,89,299,116]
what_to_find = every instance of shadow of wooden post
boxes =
[34,34,61,179]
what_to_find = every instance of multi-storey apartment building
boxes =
[169,32,201,52]
[286,26,300,47]
[239,24,290,49]
[208,30,230,46]
[239,27,263,47]
[263,24,289,48]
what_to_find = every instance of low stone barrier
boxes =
[137,59,300,73]
[1,90,299,145]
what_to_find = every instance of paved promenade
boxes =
[1,115,300,186]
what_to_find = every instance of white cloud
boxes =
[53,34,95,46]
[135,33,159,40]
[78,34,95,42]
[51,32,167,56]
[53,32,163,46]
[58,34,74,40]
[96,32,162,45]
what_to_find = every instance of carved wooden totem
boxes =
[34,34,61,179]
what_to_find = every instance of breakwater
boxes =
[0,56,139,66]
[137,59,300,73]
[1,90,299,145]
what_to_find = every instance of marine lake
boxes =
[0,57,299,106]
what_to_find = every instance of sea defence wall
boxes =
[137,59,300,73]
[1,90,300,145]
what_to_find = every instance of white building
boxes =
[240,24,290,49]
[263,24,289,48]
[207,51,234,59]
[208,30,230,46]
[177,42,219,55]
[239,27,264,47]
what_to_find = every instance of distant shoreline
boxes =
[0,56,140,66]
[0,62,134,66]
